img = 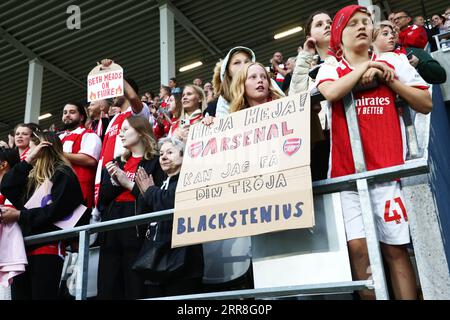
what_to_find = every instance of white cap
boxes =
[220,46,256,81]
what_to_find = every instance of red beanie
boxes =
[328,5,366,60]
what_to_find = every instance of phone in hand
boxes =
[406,51,413,59]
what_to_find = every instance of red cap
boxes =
[328,5,366,60]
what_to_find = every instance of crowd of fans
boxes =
[0,5,449,300]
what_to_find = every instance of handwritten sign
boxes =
[172,92,314,248]
[87,63,123,102]
[24,179,87,230]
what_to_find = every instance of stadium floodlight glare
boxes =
[179,61,203,72]
[38,113,52,120]
[274,26,303,39]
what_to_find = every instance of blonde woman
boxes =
[211,47,255,117]
[229,62,282,113]
[0,131,83,299]
[169,85,205,142]
[97,116,165,300]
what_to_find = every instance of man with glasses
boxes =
[394,10,428,49]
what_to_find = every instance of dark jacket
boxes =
[0,161,83,237]
[98,155,165,212]
[203,99,217,117]
[138,173,204,283]
[406,47,447,84]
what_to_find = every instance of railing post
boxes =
[356,179,389,300]
[343,93,367,172]
[75,230,90,300]
[344,93,389,299]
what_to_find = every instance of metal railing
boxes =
[23,159,428,300]
[22,90,427,300]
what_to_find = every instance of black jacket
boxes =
[0,161,83,237]
[98,156,165,210]
[138,173,204,283]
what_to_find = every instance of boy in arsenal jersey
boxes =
[316,5,432,300]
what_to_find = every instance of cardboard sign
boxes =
[87,62,123,102]
[172,92,314,248]
[24,179,87,230]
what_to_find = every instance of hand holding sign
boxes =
[100,59,113,70]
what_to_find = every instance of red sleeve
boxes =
[153,122,163,140]
[153,119,171,140]
[405,27,428,49]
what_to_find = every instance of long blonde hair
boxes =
[180,85,206,119]
[229,62,282,113]
[121,116,159,162]
[28,131,72,193]
[212,49,253,102]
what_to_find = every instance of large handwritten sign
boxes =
[87,62,123,102]
[172,92,314,247]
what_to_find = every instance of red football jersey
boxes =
[316,56,428,178]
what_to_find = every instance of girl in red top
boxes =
[97,116,164,300]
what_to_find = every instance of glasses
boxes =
[393,16,408,22]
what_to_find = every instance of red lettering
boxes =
[384,200,402,224]
[202,138,217,157]
[281,121,293,136]
[231,134,242,150]
[267,123,279,140]
[221,137,230,151]
[243,130,252,146]
[394,197,408,221]
[254,127,266,144]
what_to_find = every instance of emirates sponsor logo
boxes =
[355,96,391,107]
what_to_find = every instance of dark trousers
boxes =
[146,277,203,298]
[12,254,64,300]
[97,225,145,300]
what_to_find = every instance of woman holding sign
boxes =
[0,131,83,300]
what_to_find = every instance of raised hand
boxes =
[25,141,53,164]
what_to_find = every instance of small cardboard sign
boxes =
[87,62,124,102]
[172,92,314,248]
